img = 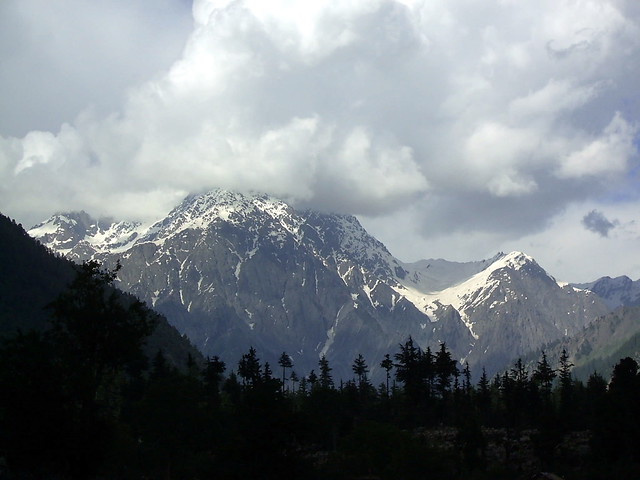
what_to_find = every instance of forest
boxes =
[1,261,639,480]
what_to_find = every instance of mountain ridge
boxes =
[29,189,611,379]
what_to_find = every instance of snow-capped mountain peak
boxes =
[394,250,556,339]
[145,190,302,242]
[29,211,143,255]
[303,211,401,280]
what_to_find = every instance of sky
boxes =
[1,0,640,283]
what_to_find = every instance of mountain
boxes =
[520,305,640,381]
[524,277,640,380]
[573,276,640,310]
[0,212,200,368]
[396,252,610,372]
[29,190,609,379]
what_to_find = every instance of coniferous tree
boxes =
[462,362,473,397]
[203,355,226,407]
[263,361,274,381]
[278,351,293,392]
[531,353,561,468]
[290,370,299,393]
[609,357,639,395]
[434,343,458,399]
[592,357,640,470]
[380,353,394,397]
[558,349,573,395]
[318,355,334,390]
[299,374,308,395]
[608,357,640,452]
[394,336,424,403]
[136,365,208,480]
[352,353,370,389]
[238,346,261,386]
[307,369,318,389]
[508,358,531,427]
[531,351,556,404]
[476,367,492,424]
[585,371,608,459]
[421,346,435,399]
[557,348,574,428]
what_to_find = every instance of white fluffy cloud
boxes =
[1,0,640,280]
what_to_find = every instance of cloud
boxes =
[0,0,639,255]
[582,209,618,237]
[0,0,192,137]
[557,113,638,179]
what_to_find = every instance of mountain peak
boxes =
[492,251,538,272]
[149,189,301,240]
[29,211,142,258]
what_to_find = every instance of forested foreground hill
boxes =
[0,212,200,365]
[0,212,203,478]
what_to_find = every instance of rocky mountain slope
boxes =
[511,276,640,380]
[397,251,610,372]
[520,305,640,381]
[30,190,610,379]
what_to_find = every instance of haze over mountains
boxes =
[29,189,639,379]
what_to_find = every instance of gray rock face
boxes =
[30,190,610,379]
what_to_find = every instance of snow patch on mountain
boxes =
[398,252,507,293]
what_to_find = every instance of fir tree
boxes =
[380,353,394,397]
[308,370,318,389]
[352,353,370,388]
[557,348,574,428]
[278,351,293,392]
[531,351,556,405]
[290,370,299,393]
[238,346,262,386]
[434,343,458,398]
[394,336,424,402]
[318,355,334,390]
[202,355,226,408]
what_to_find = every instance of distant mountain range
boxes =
[574,276,640,310]
[28,189,640,380]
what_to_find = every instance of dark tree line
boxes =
[1,262,640,479]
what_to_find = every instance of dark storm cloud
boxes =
[582,210,618,237]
